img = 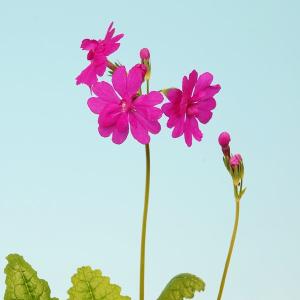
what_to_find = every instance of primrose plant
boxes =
[4,22,246,300]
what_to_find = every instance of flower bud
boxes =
[230,154,242,167]
[218,131,231,147]
[140,48,150,60]
[218,131,231,157]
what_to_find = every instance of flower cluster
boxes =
[77,22,221,147]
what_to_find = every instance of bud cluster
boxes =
[218,132,246,200]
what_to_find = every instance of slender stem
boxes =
[217,197,240,300]
[139,143,151,300]
[107,60,116,71]
[146,79,150,94]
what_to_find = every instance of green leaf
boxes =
[4,253,57,300]
[158,273,205,300]
[68,266,131,300]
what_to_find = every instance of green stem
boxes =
[217,195,240,300]
[139,143,150,300]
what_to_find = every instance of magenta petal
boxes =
[105,22,115,40]
[198,84,221,100]
[81,39,98,51]
[184,118,193,147]
[196,110,213,124]
[112,66,127,98]
[111,33,124,44]
[146,107,163,121]
[87,97,107,114]
[76,63,97,87]
[127,65,143,97]
[167,89,182,103]
[190,117,203,141]
[196,98,216,111]
[182,70,198,97]
[167,114,179,128]
[112,114,129,144]
[133,110,161,134]
[135,92,163,107]
[194,72,213,95]
[92,81,120,103]
[129,114,150,144]
[98,122,114,138]
[162,103,174,117]
[172,115,185,138]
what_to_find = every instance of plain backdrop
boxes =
[0,0,299,299]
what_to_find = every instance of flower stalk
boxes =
[217,131,246,300]
[139,66,151,300]
[139,143,151,300]
[216,184,242,300]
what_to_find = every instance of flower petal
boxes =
[190,117,203,141]
[76,63,97,87]
[112,114,129,144]
[184,118,193,147]
[87,97,106,114]
[166,88,182,103]
[100,106,122,127]
[194,72,213,96]
[196,98,217,111]
[182,70,198,98]
[133,110,161,134]
[127,65,144,97]
[197,84,221,100]
[172,114,185,138]
[112,66,127,98]
[81,39,98,51]
[92,81,120,103]
[98,118,114,138]
[196,110,213,124]
[162,103,175,117]
[135,91,163,107]
[129,113,150,144]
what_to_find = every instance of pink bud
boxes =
[218,131,231,147]
[140,48,150,60]
[230,154,242,167]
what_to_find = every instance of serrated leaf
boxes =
[158,273,205,300]
[4,253,57,300]
[68,266,131,300]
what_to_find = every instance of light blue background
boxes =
[0,0,299,299]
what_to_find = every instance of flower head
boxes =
[140,48,150,60]
[87,65,163,144]
[162,70,221,147]
[76,22,124,88]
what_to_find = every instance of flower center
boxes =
[186,103,198,116]
[120,99,135,112]
[120,100,128,112]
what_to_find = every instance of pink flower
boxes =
[140,48,150,60]
[230,154,242,167]
[87,65,163,144]
[218,131,231,147]
[76,22,124,88]
[162,70,221,147]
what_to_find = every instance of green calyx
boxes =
[223,156,246,201]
